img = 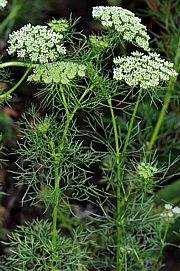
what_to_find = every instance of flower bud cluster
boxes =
[137,162,157,179]
[92,6,150,51]
[36,118,50,135]
[48,19,69,33]
[113,51,178,89]
[0,0,7,9]
[7,24,66,64]
[0,94,12,105]
[89,35,109,52]
[161,204,180,221]
[28,62,86,85]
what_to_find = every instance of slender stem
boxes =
[147,77,177,151]
[107,96,121,271]
[51,156,61,245]
[50,84,94,254]
[150,222,170,271]
[60,84,69,117]
[0,61,31,69]
[122,88,143,159]
[107,88,143,271]
[147,44,180,152]
[0,67,31,99]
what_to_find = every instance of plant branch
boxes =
[0,66,31,99]
[50,84,94,268]
[0,61,32,69]
[107,88,143,271]
[150,222,170,271]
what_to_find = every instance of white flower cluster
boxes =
[7,24,66,64]
[161,204,180,219]
[92,6,150,51]
[28,62,86,85]
[113,51,178,89]
[137,162,157,179]
[0,0,7,9]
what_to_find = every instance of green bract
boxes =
[7,24,66,63]
[92,6,150,51]
[28,61,86,85]
[0,0,7,9]
[113,51,178,89]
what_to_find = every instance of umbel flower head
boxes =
[28,61,86,85]
[161,204,180,222]
[92,6,150,51]
[137,162,157,179]
[7,24,66,64]
[113,51,178,89]
[0,0,7,9]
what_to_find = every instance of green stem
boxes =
[51,156,61,246]
[0,61,31,69]
[60,84,69,117]
[107,88,143,271]
[51,84,94,250]
[147,44,180,152]
[107,96,121,271]
[147,77,177,152]
[0,66,31,99]
[150,222,170,271]
[122,88,143,159]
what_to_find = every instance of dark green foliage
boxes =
[5,219,90,271]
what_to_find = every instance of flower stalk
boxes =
[108,87,143,271]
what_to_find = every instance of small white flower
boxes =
[160,211,173,218]
[167,211,173,218]
[0,0,7,9]
[164,204,173,210]
[172,206,180,214]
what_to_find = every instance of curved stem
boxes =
[0,66,31,99]
[0,61,32,69]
